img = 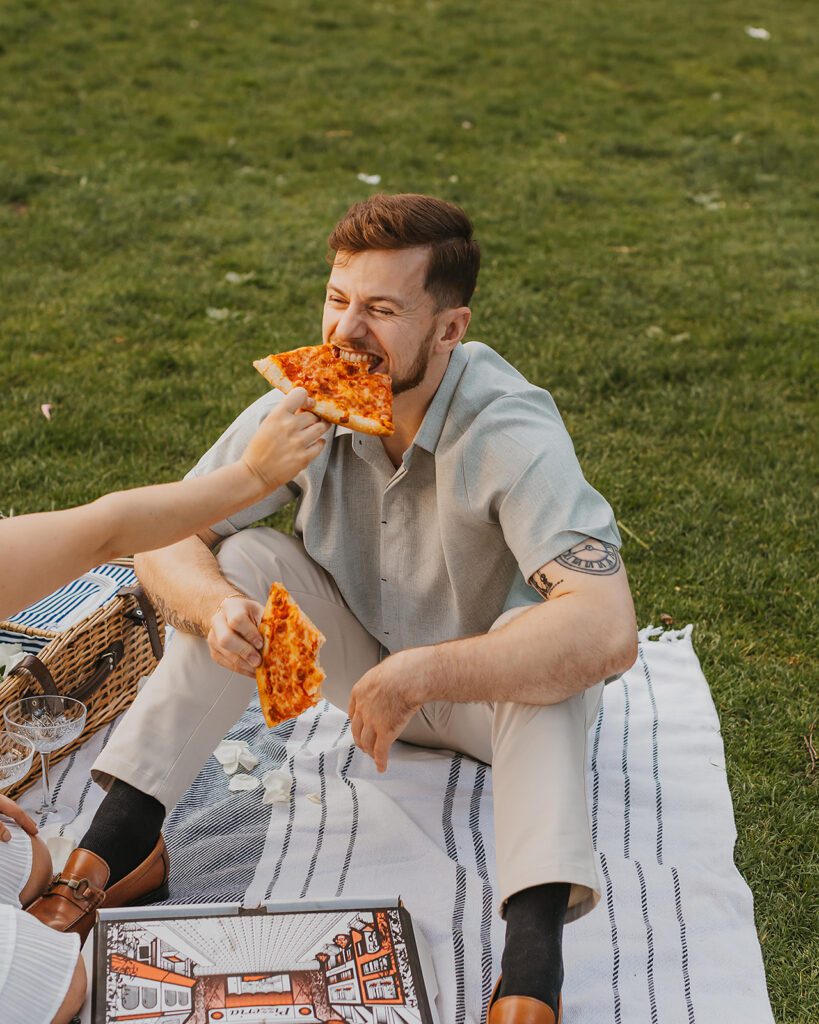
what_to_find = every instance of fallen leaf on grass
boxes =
[357,173,381,185]
[744,26,771,41]
[645,325,664,338]
[689,191,725,211]
[40,403,53,421]
[206,307,232,321]
[671,332,691,343]
[224,271,255,284]
[660,613,674,626]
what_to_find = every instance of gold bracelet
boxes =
[215,593,244,617]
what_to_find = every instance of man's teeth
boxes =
[334,347,380,368]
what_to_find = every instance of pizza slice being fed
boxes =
[256,582,326,728]
[254,344,394,436]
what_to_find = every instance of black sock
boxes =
[499,882,569,1012]
[80,780,165,887]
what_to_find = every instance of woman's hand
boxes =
[0,794,38,841]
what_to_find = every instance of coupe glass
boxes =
[4,696,87,824]
[0,730,35,791]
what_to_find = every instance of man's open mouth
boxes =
[331,345,386,375]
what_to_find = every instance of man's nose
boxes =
[334,302,367,342]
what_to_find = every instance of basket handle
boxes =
[11,641,125,702]
[121,584,164,661]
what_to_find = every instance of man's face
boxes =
[322,248,442,396]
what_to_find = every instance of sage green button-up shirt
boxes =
[188,342,620,654]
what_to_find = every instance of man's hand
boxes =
[0,794,38,842]
[206,595,265,678]
[348,648,434,773]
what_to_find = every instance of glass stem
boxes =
[40,752,52,811]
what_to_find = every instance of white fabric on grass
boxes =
[49,628,772,1024]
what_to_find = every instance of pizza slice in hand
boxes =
[253,343,394,436]
[256,582,326,728]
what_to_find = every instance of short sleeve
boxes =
[463,391,620,583]
[185,391,299,537]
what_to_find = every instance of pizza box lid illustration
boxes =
[91,895,440,1023]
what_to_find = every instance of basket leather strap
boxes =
[13,655,59,695]
[11,642,125,702]
[121,584,164,661]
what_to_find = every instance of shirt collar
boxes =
[409,343,468,455]
[334,343,468,457]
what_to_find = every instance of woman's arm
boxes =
[0,388,325,619]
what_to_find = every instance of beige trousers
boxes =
[93,528,603,921]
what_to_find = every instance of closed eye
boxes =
[371,306,395,316]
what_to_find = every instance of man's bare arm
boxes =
[134,528,240,637]
[348,538,637,771]
[426,542,636,706]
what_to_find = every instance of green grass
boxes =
[2,0,816,1015]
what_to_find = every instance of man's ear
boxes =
[436,306,472,352]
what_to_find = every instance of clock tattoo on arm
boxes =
[555,539,621,575]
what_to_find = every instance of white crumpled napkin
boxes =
[0,643,25,679]
[261,769,291,805]
[228,773,261,792]
[213,740,259,775]
[44,834,78,873]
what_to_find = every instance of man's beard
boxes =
[392,324,436,396]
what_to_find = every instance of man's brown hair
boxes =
[328,193,480,309]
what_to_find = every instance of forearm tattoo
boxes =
[530,572,565,600]
[150,592,206,637]
[555,540,621,575]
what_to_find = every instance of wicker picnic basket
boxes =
[0,558,164,799]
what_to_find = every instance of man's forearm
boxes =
[135,535,244,637]
[417,594,638,707]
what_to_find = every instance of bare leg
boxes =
[19,833,52,908]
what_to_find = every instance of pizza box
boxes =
[87,895,439,1024]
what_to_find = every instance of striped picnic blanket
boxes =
[46,627,772,1024]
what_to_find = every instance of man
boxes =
[32,194,637,1024]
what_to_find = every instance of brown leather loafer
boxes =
[103,834,170,910]
[487,976,562,1024]
[26,835,170,942]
